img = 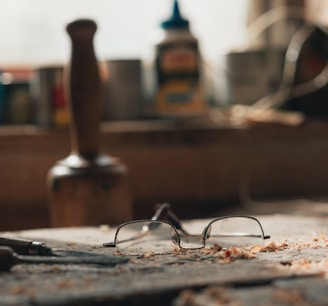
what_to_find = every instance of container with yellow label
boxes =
[153,0,206,117]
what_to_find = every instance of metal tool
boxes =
[47,19,132,227]
[0,236,113,258]
[0,247,129,272]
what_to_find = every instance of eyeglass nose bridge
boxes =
[170,226,180,246]
[201,224,212,245]
[202,224,212,239]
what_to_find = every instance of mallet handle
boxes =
[66,19,102,159]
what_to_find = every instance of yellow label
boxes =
[155,43,206,116]
[155,80,206,115]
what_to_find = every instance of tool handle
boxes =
[16,254,127,267]
[0,237,51,256]
[0,246,129,271]
[66,19,102,159]
[0,247,15,271]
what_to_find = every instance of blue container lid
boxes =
[161,0,189,29]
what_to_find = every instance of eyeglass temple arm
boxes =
[166,210,190,235]
[152,203,192,235]
[155,203,191,235]
[151,203,171,220]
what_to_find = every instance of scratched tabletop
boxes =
[1,201,328,306]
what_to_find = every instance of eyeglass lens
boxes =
[115,221,177,255]
[202,217,265,248]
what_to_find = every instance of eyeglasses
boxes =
[103,203,270,255]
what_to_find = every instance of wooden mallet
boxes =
[47,19,132,227]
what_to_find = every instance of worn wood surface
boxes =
[1,204,328,305]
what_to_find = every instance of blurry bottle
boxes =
[150,0,206,118]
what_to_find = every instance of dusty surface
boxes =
[1,210,328,305]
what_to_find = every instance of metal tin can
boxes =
[30,65,69,127]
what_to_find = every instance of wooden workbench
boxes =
[1,201,328,305]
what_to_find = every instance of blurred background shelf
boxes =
[1,118,328,230]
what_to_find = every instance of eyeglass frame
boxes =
[103,203,270,251]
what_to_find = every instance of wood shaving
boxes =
[174,286,240,306]
[141,251,156,258]
[251,235,328,254]
[172,246,255,264]
[203,244,223,253]
[284,259,328,272]
[254,241,289,252]
[312,233,328,243]
[215,247,256,263]
[271,237,328,251]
